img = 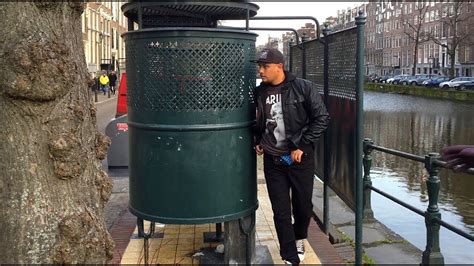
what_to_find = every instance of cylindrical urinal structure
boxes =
[122,1,259,224]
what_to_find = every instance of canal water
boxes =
[364,91,474,264]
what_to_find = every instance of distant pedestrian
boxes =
[108,71,118,95]
[99,72,109,95]
[441,145,474,172]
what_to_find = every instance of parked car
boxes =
[398,75,415,85]
[422,76,450,87]
[387,74,410,84]
[374,74,395,83]
[439,77,474,89]
[366,73,379,82]
[452,81,474,91]
[403,74,437,86]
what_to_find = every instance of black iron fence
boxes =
[289,12,366,264]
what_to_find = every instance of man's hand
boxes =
[441,145,474,172]
[255,145,264,156]
[291,149,304,163]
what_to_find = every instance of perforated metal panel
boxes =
[304,40,324,94]
[292,29,357,100]
[327,29,357,100]
[290,27,358,210]
[126,39,253,112]
[291,48,303,79]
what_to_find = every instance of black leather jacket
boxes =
[253,72,330,153]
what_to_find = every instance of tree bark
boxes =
[448,51,456,79]
[0,3,113,263]
[413,42,418,75]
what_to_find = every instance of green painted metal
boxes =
[124,28,258,224]
[422,153,445,264]
[355,10,366,266]
[322,24,330,234]
[362,138,374,221]
[122,1,259,29]
[361,141,474,263]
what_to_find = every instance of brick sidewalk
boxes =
[108,183,344,264]
[91,89,117,104]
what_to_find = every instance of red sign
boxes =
[117,123,128,132]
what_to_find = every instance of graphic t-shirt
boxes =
[260,83,289,156]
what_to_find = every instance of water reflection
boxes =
[364,91,474,263]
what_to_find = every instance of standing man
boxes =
[108,71,118,95]
[252,48,329,265]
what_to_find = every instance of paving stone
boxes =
[365,243,421,264]
[116,180,328,264]
[338,225,387,244]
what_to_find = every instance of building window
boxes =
[81,12,85,33]
[442,6,447,17]
[111,29,115,49]
[112,2,118,20]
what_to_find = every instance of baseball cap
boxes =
[250,48,284,64]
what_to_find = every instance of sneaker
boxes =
[283,259,293,265]
[296,239,305,261]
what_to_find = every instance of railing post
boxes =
[301,32,308,79]
[322,23,330,234]
[288,38,294,72]
[355,10,366,265]
[422,152,445,265]
[363,138,374,221]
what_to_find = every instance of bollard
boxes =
[422,153,445,265]
[95,78,99,102]
[362,138,375,221]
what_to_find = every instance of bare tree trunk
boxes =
[449,52,456,79]
[412,43,418,75]
[0,3,113,263]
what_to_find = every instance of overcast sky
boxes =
[221,1,367,45]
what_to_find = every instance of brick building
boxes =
[331,0,474,77]
[81,2,128,77]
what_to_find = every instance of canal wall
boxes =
[365,82,474,103]
[312,180,422,264]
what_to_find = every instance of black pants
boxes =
[263,153,315,264]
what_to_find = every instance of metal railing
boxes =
[362,138,474,264]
